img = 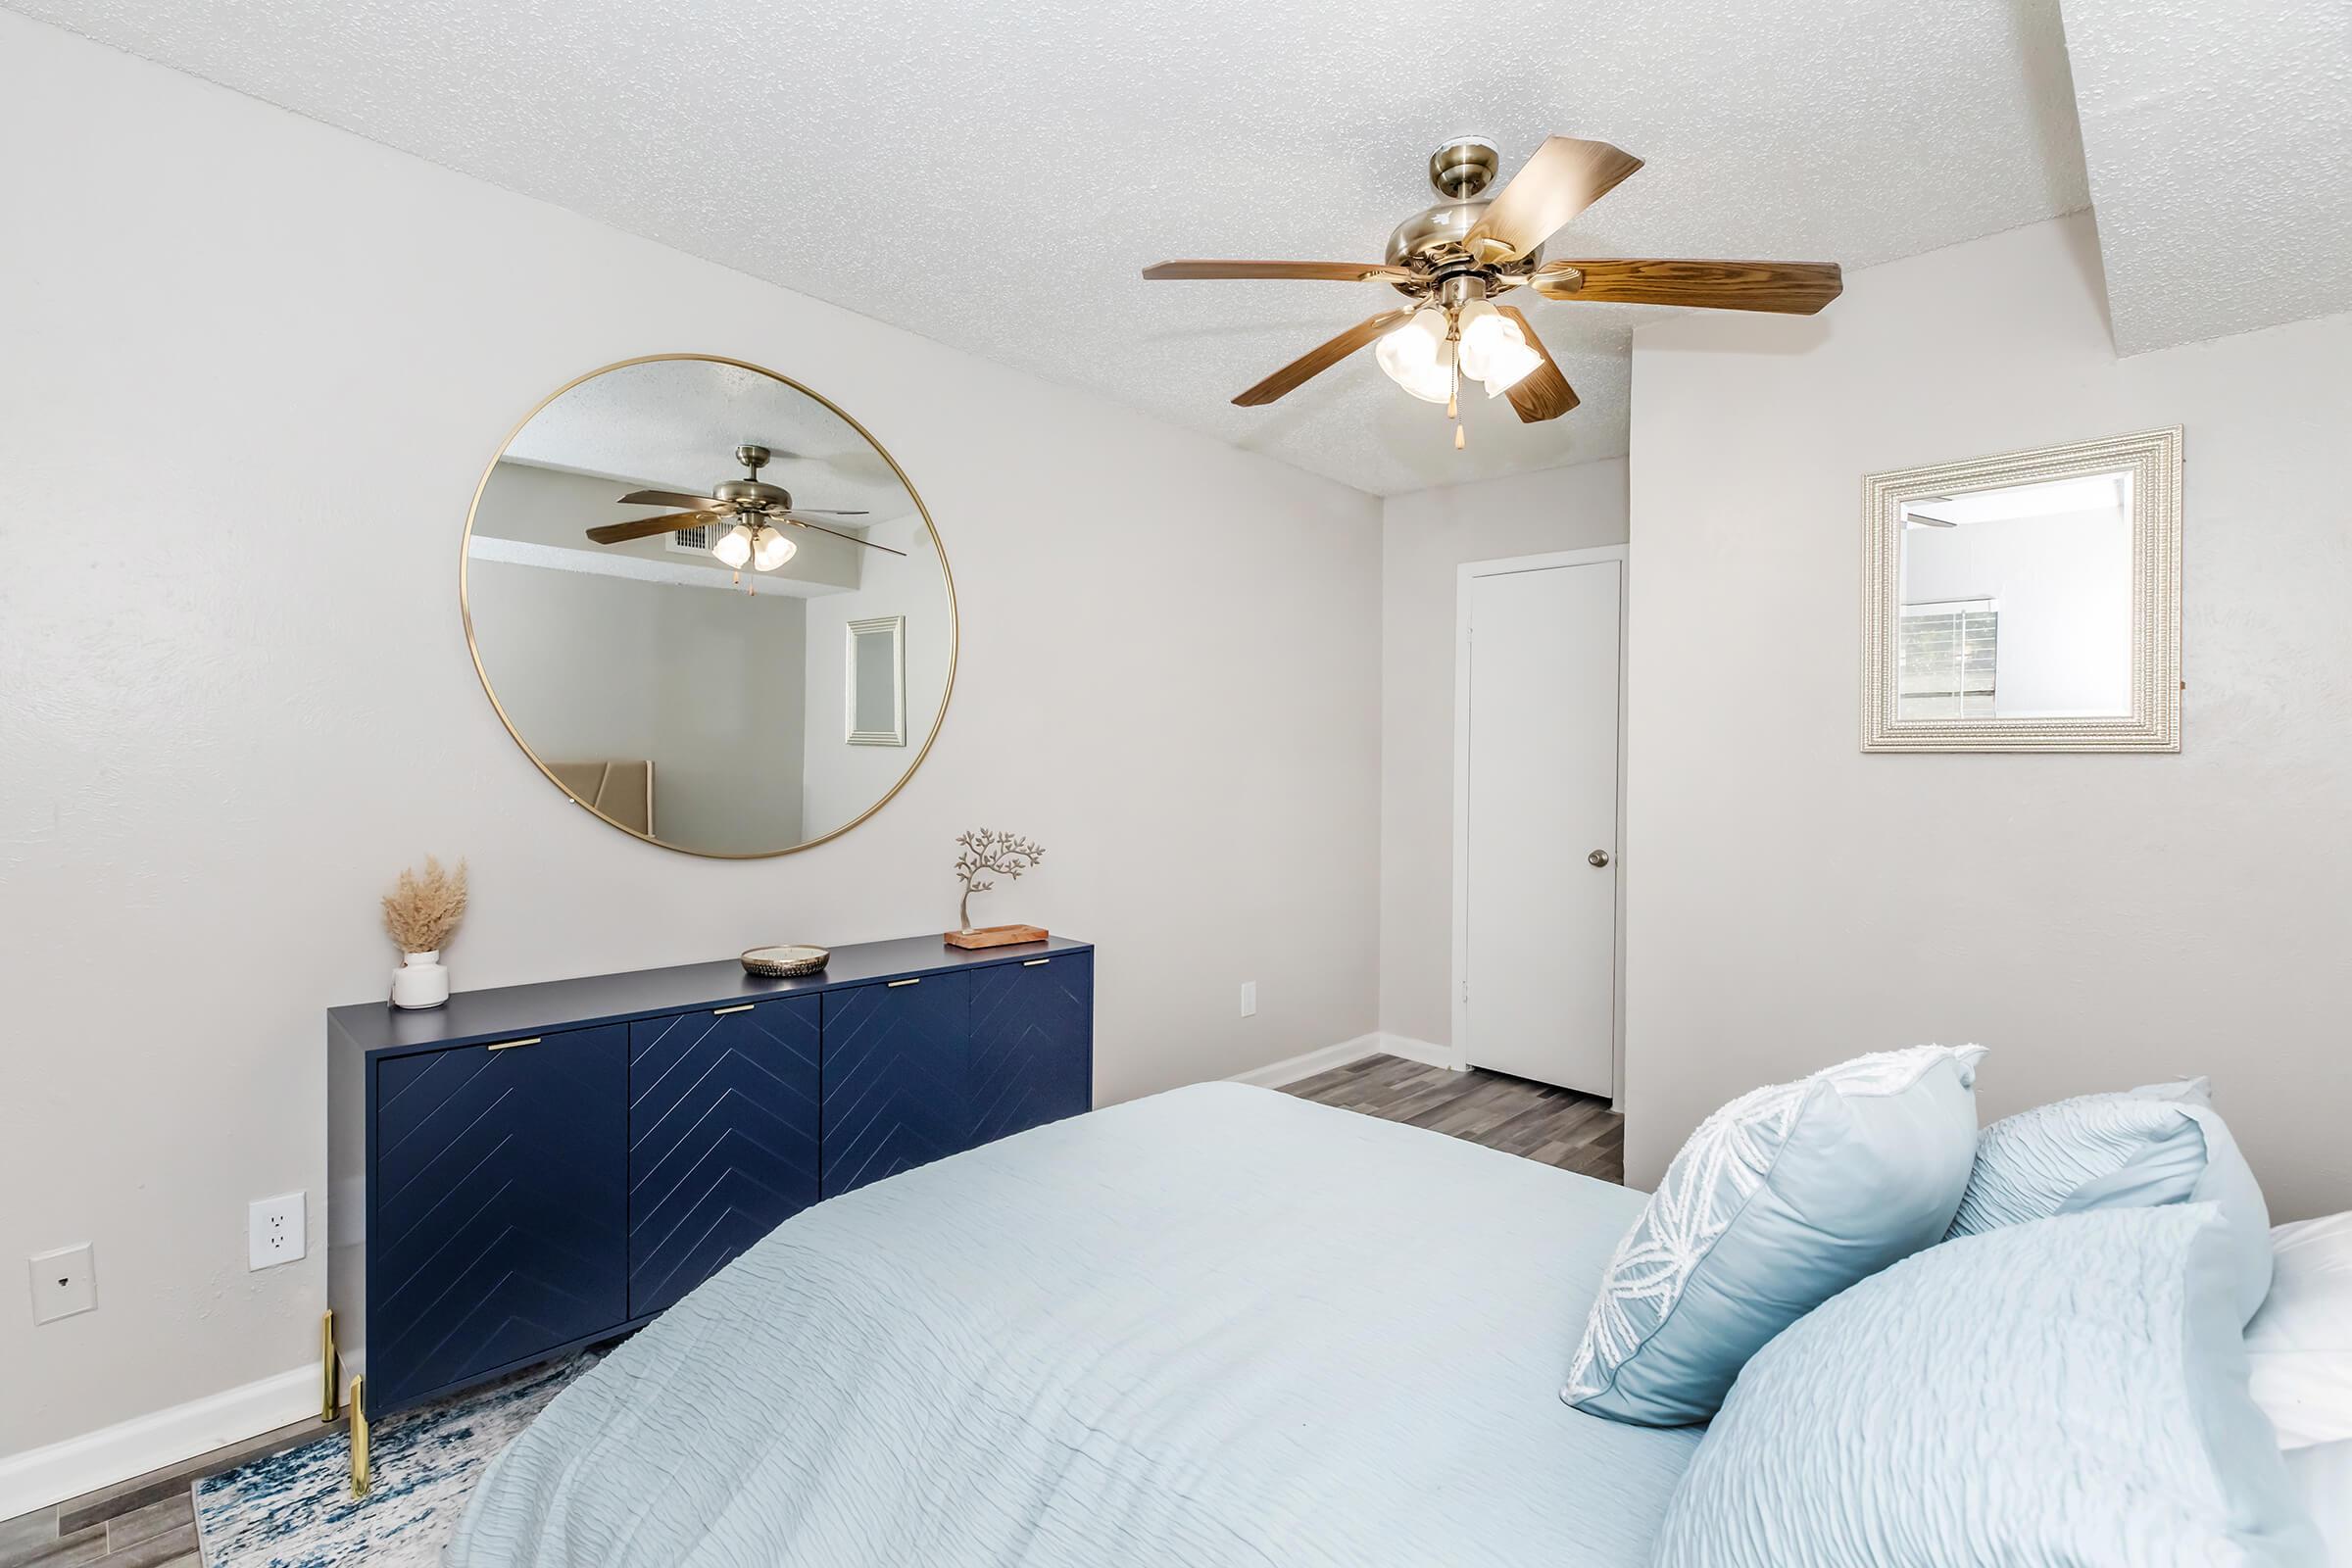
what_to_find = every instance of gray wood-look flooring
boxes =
[2,1054,1619,1565]
[0,1409,337,1568]
[1280,1053,1624,1184]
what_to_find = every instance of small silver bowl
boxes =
[740,944,829,979]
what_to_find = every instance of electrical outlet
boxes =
[28,1244,95,1324]
[248,1193,307,1271]
[1240,981,1256,1018]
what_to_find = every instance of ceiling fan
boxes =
[583,443,900,576]
[1143,135,1842,447]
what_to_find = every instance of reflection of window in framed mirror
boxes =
[846,615,907,746]
[1896,598,1998,721]
[1862,427,2180,754]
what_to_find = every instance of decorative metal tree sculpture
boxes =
[954,828,1045,933]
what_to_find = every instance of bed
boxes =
[448,1083,1699,1567]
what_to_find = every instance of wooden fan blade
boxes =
[585,511,720,545]
[615,488,727,511]
[783,515,906,557]
[1461,138,1643,265]
[1234,309,1414,407]
[1143,260,1414,284]
[784,508,869,517]
[1533,259,1843,315]
[1495,307,1579,423]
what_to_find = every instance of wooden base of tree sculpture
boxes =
[944,922,1051,950]
[947,828,1047,949]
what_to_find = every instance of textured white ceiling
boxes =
[503,357,910,513]
[14,0,2092,495]
[2058,0,2352,356]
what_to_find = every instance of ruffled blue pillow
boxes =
[1948,1076,2273,1322]
[1654,1205,2323,1567]
[1562,1045,1984,1426]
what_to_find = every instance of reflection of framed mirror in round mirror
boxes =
[463,355,956,858]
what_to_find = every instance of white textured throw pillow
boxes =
[2247,1211,2352,1450]
[1563,1044,1984,1426]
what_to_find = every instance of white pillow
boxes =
[2247,1210,2352,1449]
[2283,1441,2351,1567]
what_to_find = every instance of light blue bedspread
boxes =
[449,1083,1696,1567]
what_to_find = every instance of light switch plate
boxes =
[29,1244,95,1324]
[248,1193,306,1270]
[1240,981,1256,1018]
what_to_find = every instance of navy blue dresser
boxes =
[325,935,1094,1445]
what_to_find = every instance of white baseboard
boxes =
[1228,1033,1384,1089]
[1377,1032,1464,1072]
[1229,1031,1468,1090]
[0,1364,316,1519]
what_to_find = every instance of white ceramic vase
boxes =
[391,950,450,1009]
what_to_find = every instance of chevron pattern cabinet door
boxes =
[820,972,972,1199]
[626,998,820,1319]
[369,1026,626,1410]
[970,953,1095,1145]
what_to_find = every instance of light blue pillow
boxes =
[1949,1075,2274,1323]
[1562,1044,1983,1426]
[1654,1205,2324,1568]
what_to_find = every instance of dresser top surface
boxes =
[328,933,1093,1054]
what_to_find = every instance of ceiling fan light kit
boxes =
[1143,133,1844,447]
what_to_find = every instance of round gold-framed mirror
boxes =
[462,354,956,858]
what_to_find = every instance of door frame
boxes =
[1450,544,1630,1107]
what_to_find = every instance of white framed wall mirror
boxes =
[1862,427,2181,753]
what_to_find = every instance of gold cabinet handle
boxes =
[712,1004,756,1016]
[887,978,921,988]
[486,1037,541,1052]
[1022,958,1052,966]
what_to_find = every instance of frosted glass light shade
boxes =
[1392,343,1454,404]
[1478,334,1544,396]
[751,525,797,572]
[1454,304,1542,396]
[712,522,754,568]
[1376,307,1456,403]
[1453,300,1504,381]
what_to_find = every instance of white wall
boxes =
[0,13,1380,1464]
[1377,464,1629,1053]
[466,558,811,853]
[1624,214,2352,1221]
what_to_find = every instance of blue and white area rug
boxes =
[195,1355,594,1567]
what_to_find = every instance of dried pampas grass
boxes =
[383,857,468,955]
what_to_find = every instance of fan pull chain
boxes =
[1450,350,1465,450]
[1439,338,1458,446]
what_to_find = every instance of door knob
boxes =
[1588,850,1612,867]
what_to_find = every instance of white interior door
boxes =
[1455,554,1623,1095]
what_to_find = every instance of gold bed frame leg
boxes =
[349,1374,369,1498]
[319,1310,339,1423]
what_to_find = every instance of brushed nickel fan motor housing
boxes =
[713,478,790,510]
[1386,138,1544,290]
[717,445,788,510]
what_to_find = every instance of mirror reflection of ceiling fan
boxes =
[583,443,903,576]
[1144,135,1843,448]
